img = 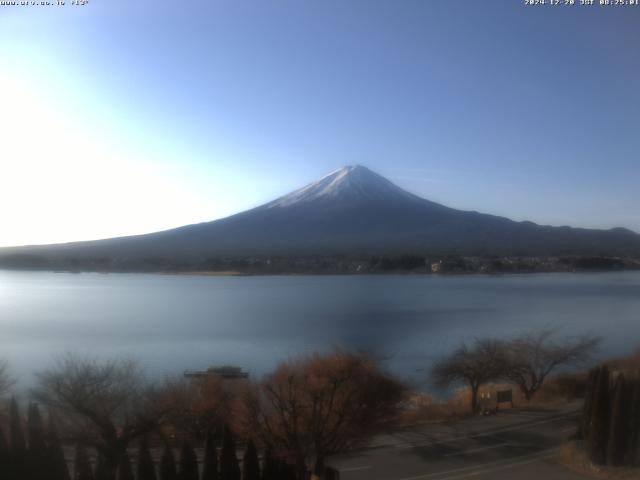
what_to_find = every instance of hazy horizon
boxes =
[2,1,639,247]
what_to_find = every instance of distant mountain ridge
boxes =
[2,165,640,267]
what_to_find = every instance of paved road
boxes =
[327,405,591,480]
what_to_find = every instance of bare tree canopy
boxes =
[157,374,234,439]
[31,353,170,480]
[431,338,507,413]
[0,359,15,397]
[503,329,601,401]
[237,348,406,476]
[431,330,601,411]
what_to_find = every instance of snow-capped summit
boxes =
[265,165,420,208]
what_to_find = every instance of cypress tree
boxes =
[578,368,599,440]
[276,460,286,480]
[607,375,631,466]
[95,454,111,480]
[0,427,10,480]
[9,398,26,479]
[587,365,611,464]
[9,398,27,455]
[241,440,259,480]
[74,444,95,480]
[159,445,178,480]
[0,425,8,453]
[261,448,278,480]
[9,398,26,454]
[220,426,240,480]
[179,441,199,480]
[137,437,157,480]
[277,460,296,480]
[201,431,218,480]
[626,377,640,466]
[28,403,47,452]
[48,413,71,480]
[28,403,48,480]
[117,452,134,480]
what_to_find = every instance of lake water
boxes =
[1,270,639,390]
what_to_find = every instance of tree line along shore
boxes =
[1,253,639,274]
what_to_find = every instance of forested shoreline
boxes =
[1,253,639,275]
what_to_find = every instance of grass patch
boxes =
[400,389,473,424]
[557,442,640,480]
[402,376,586,425]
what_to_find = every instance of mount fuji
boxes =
[2,165,640,266]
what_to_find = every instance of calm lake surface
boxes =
[1,270,640,389]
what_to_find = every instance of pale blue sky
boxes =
[1,1,639,246]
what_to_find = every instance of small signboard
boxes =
[496,389,514,409]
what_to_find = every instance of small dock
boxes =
[184,365,249,380]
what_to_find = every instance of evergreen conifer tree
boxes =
[179,441,199,480]
[0,427,10,480]
[587,365,611,464]
[220,426,240,480]
[626,377,640,466]
[9,399,26,453]
[74,444,95,480]
[607,375,631,466]
[160,445,178,480]
[277,460,296,480]
[95,454,111,480]
[28,403,47,452]
[9,398,26,479]
[201,431,218,480]
[28,403,48,480]
[48,413,71,480]
[578,368,599,440]
[117,452,134,480]
[260,448,278,480]
[137,437,157,480]
[241,440,260,480]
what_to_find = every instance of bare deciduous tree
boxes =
[431,339,507,413]
[31,354,170,480]
[0,359,14,397]
[237,349,406,478]
[158,374,234,439]
[503,329,600,401]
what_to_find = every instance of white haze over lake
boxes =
[1,271,640,391]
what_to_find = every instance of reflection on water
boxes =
[1,271,639,388]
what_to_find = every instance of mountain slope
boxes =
[2,165,640,264]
